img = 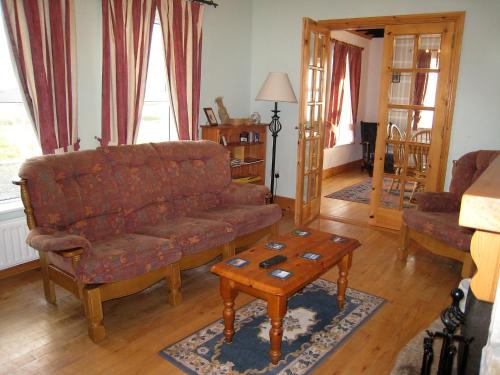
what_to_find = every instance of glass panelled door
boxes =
[295,18,329,227]
[370,23,454,229]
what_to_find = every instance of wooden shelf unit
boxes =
[201,124,267,185]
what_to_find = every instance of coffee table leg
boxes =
[267,295,287,365]
[220,277,238,343]
[337,252,352,309]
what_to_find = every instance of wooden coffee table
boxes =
[210,229,360,364]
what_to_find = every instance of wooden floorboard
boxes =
[0,212,463,374]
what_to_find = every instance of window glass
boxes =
[0,8,40,203]
[335,58,354,146]
[136,12,177,144]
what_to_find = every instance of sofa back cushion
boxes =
[450,150,500,199]
[151,141,231,213]
[101,143,175,231]
[19,150,124,241]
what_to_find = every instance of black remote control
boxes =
[259,255,287,268]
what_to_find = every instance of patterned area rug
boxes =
[324,178,414,209]
[159,279,385,375]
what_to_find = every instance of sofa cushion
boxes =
[194,204,282,237]
[75,234,181,283]
[403,210,473,251]
[151,141,231,198]
[19,150,124,241]
[133,217,235,256]
[101,144,175,231]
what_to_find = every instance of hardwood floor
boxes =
[321,168,371,225]
[0,213,463,374]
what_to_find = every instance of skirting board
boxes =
[0,259,39,280]
[274,196,295,213]
[323,159,362,179]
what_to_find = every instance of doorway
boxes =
[294,13,464,229]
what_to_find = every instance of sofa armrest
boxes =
[27,227,91,253]
[219,183,269,205]
[414,192,460,212]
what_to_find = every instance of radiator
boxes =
[0,217,38,270]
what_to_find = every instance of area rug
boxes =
[159,279,385,375]
[324,178,414,209]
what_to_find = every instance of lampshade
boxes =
[255,72,297,103]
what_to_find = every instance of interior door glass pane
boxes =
[411,109,434,131]
[389,72,412,105]
[303,174,309,204]
[305,139,311,171]
[311,138,319,169]
[316,34,324,67]
[307,69,313,102]
[311,174,318,199]
[417,34,441,69]
[309,33,316,66]
[305,104,312,130]
[314,70,322,102]
[412,72,438,107]
[392,35,415,69]
[388,109,409,139]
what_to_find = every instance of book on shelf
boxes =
[232,176,262,184]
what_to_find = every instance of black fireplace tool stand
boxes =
[420,288,473,375]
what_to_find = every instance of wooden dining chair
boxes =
[388,124,405,193]
[408,129,431,201]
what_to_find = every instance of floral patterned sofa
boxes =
[17,141,281,342]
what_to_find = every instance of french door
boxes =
[294,18,330,227]
[369,22,456,229]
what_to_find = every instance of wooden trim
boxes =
[347,30,373,40]
[0,260,40,280]
[322,159,362,179]
[273,195,295,213]
[318,12,465,30]
[331,38,365,50]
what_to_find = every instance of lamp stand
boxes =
[268,101,282,204]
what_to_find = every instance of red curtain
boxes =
[2,0,78,155]
[158,0,204,140]
[100,0,156,145]
[325,41,348,148]
[348,45,362,126]
[413,50,432,129]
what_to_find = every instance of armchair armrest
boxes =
[219,183,269,205]
[27,227,91,253]
[414,192,461,212]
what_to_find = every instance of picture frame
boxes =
[203,107,218,125]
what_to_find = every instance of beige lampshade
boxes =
[255,72,297,103]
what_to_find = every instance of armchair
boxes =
[400,150,500,277]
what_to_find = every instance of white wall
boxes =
[250,0,500,198]
[199,0,253,129]
[322,30,377,170]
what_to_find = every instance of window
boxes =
[335,57,354,146]
[136,12,177,144]
[0,8,40,204]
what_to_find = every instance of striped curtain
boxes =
[1,0,78,155]
[158,0,203,140]
[100,0,156,146]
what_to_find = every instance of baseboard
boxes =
[0,260,40,280]
[322,159,362,179]
[274,196,295,213]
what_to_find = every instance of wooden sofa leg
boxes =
[166,262,182,306]
[399,223,410,261]
[83,286,105,342]
[39,251,56,304]
[461,253,475,278]
[270,222,280,240]
[222,241,235,259]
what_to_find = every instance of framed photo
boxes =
[203,107,218,125]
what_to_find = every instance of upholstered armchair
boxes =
[400,150,500,277]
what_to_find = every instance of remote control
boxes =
[259,255,287,268]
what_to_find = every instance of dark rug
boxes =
[324,178,414,209]
[159,279,385,375]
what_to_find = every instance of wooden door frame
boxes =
[316,12,465,192]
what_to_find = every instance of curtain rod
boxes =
[191,0,218,8]
[331,38,364,51]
